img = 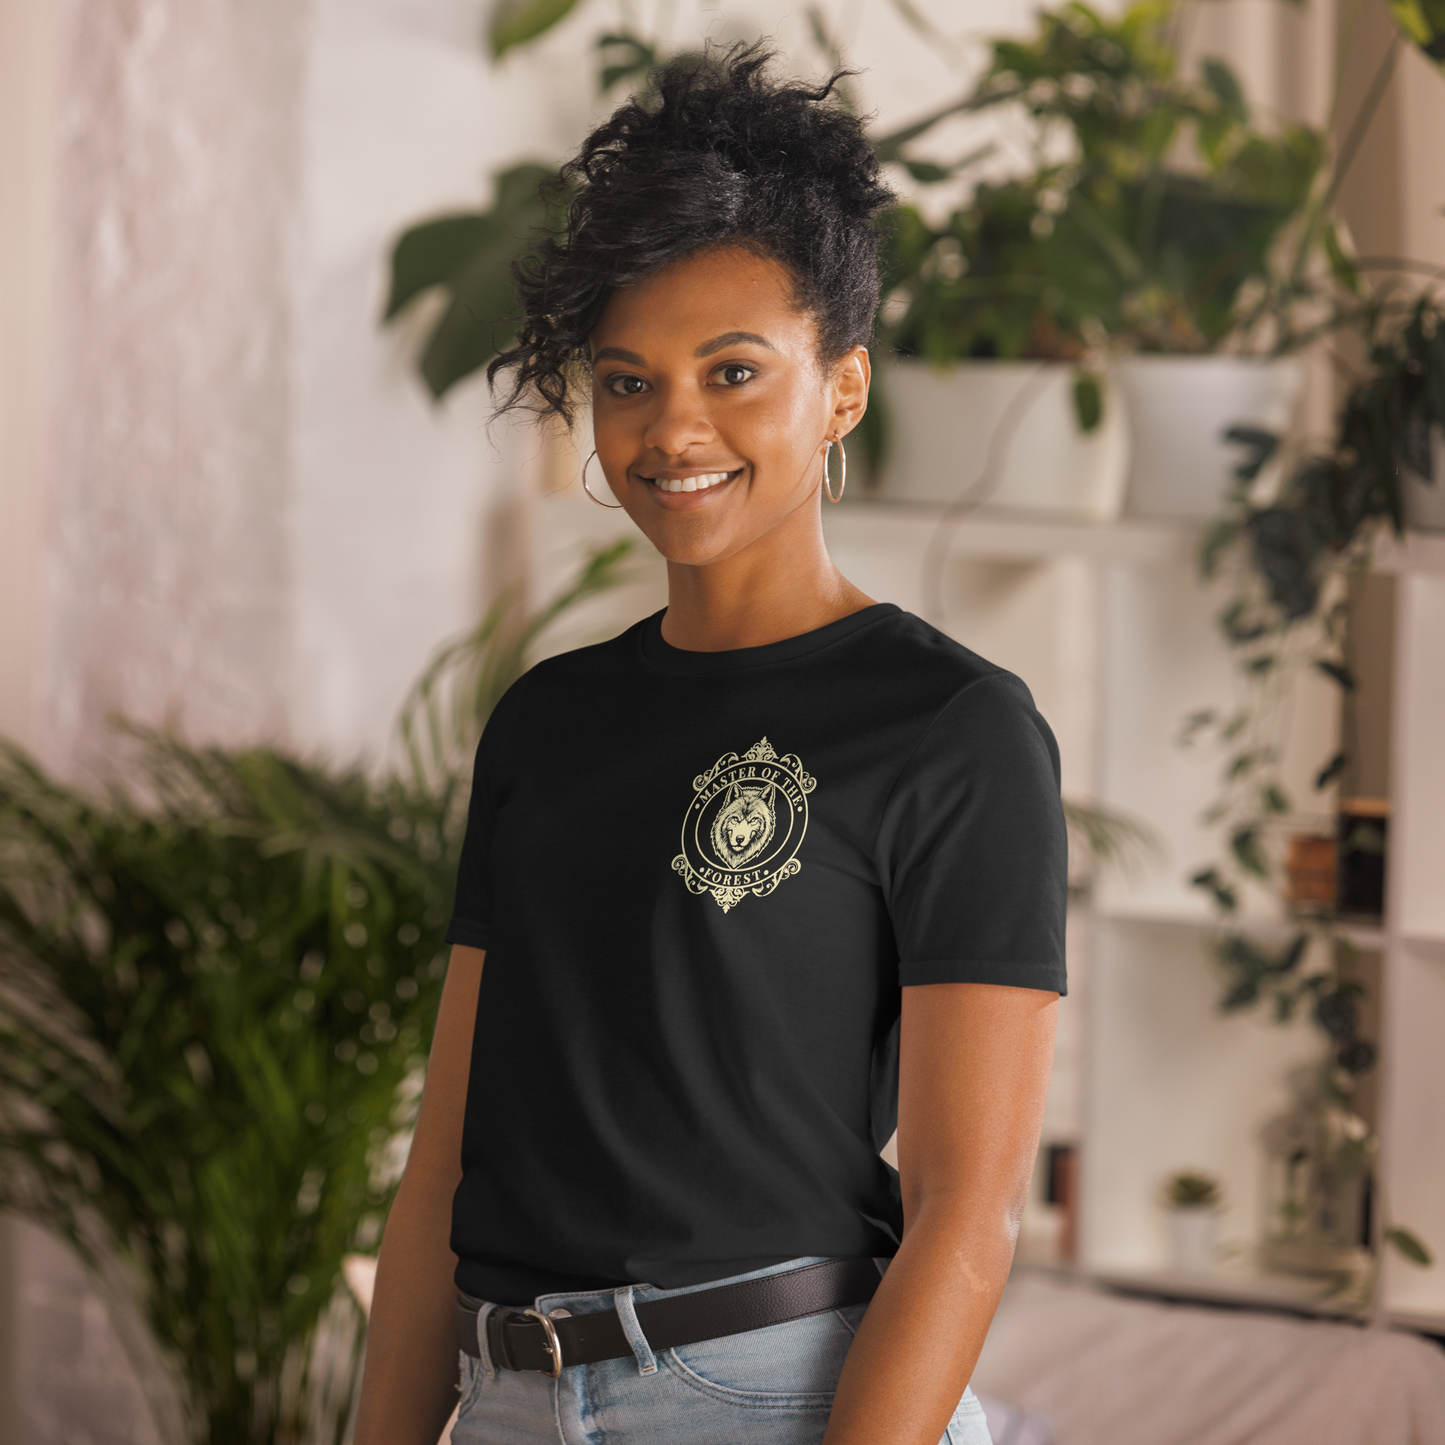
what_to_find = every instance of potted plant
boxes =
[0,545,632,1445]
[871,174,1133,518]
[872,0,1326,521]
[1161,1170,1223,1273]
[1181,285,1444,1289]
[385,1,1333,521]
[1178,1,1445,1265]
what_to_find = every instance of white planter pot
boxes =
[1166,1208,1219,1274]
[1403,426,1445,532]
[1116,356,1304,522]
[877,361,1130,520]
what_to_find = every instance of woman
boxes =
[355,46,1064,1445]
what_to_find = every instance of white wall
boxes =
[1397,42,1445,269]
[0,6,63,1439]
[0,0,61,755]
[33,0,304,776]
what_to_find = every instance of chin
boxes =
[652,536,736,568]
[638,517,742,569]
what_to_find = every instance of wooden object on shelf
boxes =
[1045,1144,1079,1264]
[1284,832,1337,909]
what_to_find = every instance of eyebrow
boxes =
[592,346,647,365]
[695,331,775,357]
[591,332,777,367]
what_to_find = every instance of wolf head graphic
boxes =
[709,780,777,868]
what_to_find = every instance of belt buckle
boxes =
[522,1308,564,1377]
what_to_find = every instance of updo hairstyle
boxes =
[489,43,895,425]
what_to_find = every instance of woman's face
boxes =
[589,246,869,568]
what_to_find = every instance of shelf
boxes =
[1384,1305,1445,1338]
[828,498,1445,573]
[1084,1264,1369,1322]
[825,500,1198,566]
[1366,530,1445,575]
[1095,903,1388,951]
[1012,1260,1410,1325]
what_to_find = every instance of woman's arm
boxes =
[823,981,1057,1445]
[353,944,485,1445]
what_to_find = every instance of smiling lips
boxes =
[644,470,738,494]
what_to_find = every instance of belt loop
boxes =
[612,1286,657,1376]
[477,1304,500,1377]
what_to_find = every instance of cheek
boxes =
[734,383,828,473]
[591,396,632,452]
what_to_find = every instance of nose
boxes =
[642,381,716,458]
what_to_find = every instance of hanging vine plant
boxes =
[1182,288,1443,1273]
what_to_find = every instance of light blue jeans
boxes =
[452,1257,993,1445]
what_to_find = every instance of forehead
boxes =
[592,246,814,356]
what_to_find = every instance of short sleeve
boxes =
[875,672,1067,994]
[445,677,528,951]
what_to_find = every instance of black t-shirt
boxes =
[445,604,1067,1305]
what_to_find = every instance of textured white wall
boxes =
[285,0,591,762]
[37,0,305,775]
[0,0,61,758]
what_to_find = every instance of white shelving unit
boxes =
[825,497,1445,1334]
[526,476,1445,1333]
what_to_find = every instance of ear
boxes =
[826,344,871,444]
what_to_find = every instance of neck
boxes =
[658,498,875,652]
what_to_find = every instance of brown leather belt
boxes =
[456,1258,881,1375]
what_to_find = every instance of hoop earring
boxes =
[581,449,623,508]
[822,436,846,504]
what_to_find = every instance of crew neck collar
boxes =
[638,603,901,676]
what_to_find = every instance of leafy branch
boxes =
[0,548,634,1444]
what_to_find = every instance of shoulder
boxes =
[864,611,1045,727]
[473,618,647,763]
[860,614,1058,783]
[496,616,651,707]
[854,608,1006,683]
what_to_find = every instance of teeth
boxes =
[651,471,732,494]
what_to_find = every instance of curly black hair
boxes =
[488,43,895,425]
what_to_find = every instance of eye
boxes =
[605,373,649,397]
[713,363,756,387]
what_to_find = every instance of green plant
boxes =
[878,0,1326,383]
[0,738,455,1445]
[382,162,566,401]
[0,546,632,1444]
[1187,291,1445,941]
[1178,0,1445,944]
[878,175,1093,367]
[1062,798,1162,897]
[1389,0,1445,60]
[1179,0,1445,1226]
[382,10,958,403]
[1179,293,1444,1278]
[398,539,634,789]
[399,0,1324,429]
[1163,1170,1222,1209]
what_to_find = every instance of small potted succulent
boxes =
[1161,1170,1224,1273]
